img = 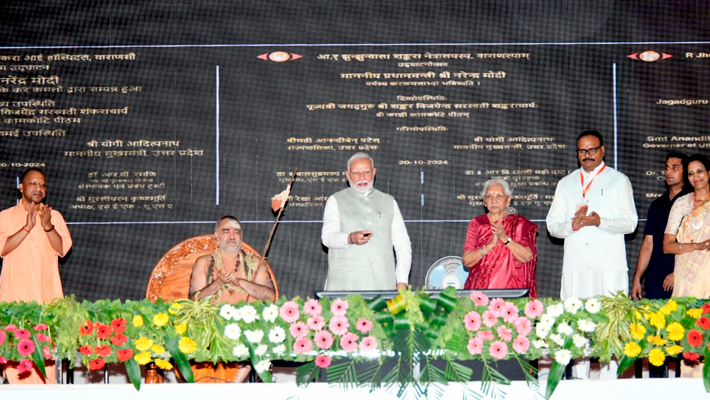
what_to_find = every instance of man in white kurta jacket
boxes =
[546,130,638,379]
[322,153,411,290]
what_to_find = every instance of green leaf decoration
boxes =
[704,345,710,393]
[165,334,194,383]
[514,357,542,398]
[443,359,473,383]
[296,361,319,386]
[358,360,386,390]
[418,356,446,400]
[30,336,47,379]
[545,361,566,400]
[125,358,142,390]
[617,355,636,375]
[480,360,509,400]
[326,358,359,391]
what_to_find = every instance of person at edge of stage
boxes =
[462,178,538,297]
[190,215,276,383]
[0,168,73,384]
[630,152,689,378]
[321,152,411,290]
[546,130,638,379]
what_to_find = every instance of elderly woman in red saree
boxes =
[663,154,710,298]
[462,179,538,297]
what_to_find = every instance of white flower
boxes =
[232,307,245,321]
[233,344,249,358]
[244,329,264,343]
[224,323,242,340]
[220,304,236,320]
[240,305,259,324]
[572,334,589,349]
[546,303,564,318]
[555,349,572,365]
[540,314,556,327]
[268,326,286,343]
[549,333,564,347]
[577,319,596,333]
[557,322,573,336]
[536,324,551,338]
[272,344,286,356]
[262,304,279,323]
[255,344,268,356]
[533,339,549,349]
[255,360,271,373]
[563,298,583,314]
[584,298,601,314]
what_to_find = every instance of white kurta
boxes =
[546,162,638,299]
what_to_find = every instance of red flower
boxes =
[79,345,94,355]
[117,349,134,361]
[33,323,48,331]
[110,333,128,346]
[110,318,127,334]
[96,345,112,357]
[14,329,30,339]
[17,339,35,356]
[0,356,6,364]
[0,330,5,346]
[18,359,33,374]
[703,303,710,314]
[89,358,106,371]
[79,320,94,336]
[96,323,111,340]
[697,317,710,330]
[687,329,703,347]
[683,351,701,361]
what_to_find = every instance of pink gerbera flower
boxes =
[35,333,50,342]
[356,318,373,334]
[340,332,359,352]
[43,345,52,359]
[33,323,48,331]
[482,311,497,327]
[304,299,323,317]
[464,311,482,331]
[496,325,513,342]
[359,336,377,352]
[18,359,33,374]
[0,356,7,364]
[14,329,31,340]
[17,338,35,356]
[513,336,530,354]
[0,330,5,346]
[502,302,519,323]
[467,337,484,355]
[315,355,332,368]
[331,299,349,316]
[329,316,350,336]
[470,291,489,306]
[514,317,532,336]
[314,330,334,349]
[524,299,544,319]
[477,330,494,341]
[4,324,18,332]
[307,316,325,331]
[489,298,506,318]
[289,321,309,339]
[280,301,301,323]
[489,341,508,360]
[293,338,313,354]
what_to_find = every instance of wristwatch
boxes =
[503,237,511,245]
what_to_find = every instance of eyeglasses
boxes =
[577,146,601,156]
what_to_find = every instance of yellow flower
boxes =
[629,323,646,341]
[687,308,703,319]
[135,337,154,352]
[134,351,152,365]
[648,348,666,367]
[151,344,166,354]
[169,302,183,315]
[154,358,173,370]
[634,311,643,320]
[666,299,677,312]
[647,335,667,346]
[649,313,666,329]
[665,345,683,356]
[153,313,169,327]
[174,321,187,335]
[658,305,671,316]
[666,322,685,341]
[133,315,144,327]
[178,336,197,354]
[623,342,641,358]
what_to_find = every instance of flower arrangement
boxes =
[1,291,710,399]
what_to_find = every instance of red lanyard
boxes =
[580,164,606,199]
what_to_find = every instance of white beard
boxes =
[350,179,373,194]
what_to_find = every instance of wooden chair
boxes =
[145,234,279,302]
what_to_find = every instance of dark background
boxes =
[1,1,710,300]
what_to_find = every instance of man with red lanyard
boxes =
[546,130,638,379]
